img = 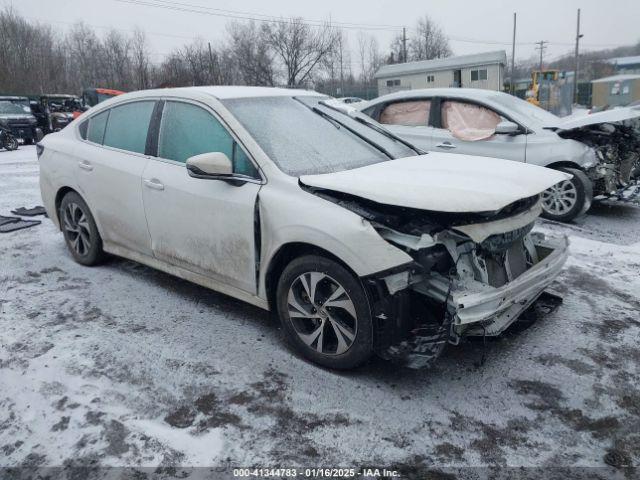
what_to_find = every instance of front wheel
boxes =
[276,255,373,369]
[540,167,593,222]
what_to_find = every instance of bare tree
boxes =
[226,21,274,86]
[409,15,451,61]
[131,28,151,90]
[357,32,382,85]
[262,18,338,87]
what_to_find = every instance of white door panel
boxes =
[74,142,152,255]
[431,127,527,162]
[141,160,260,294]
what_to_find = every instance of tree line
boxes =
[0,8,456,97]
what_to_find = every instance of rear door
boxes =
[141,100,262,294]
[74,100,156,256]
[374,99,434,152]
[431,98,527,162]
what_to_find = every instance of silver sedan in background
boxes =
[358,88,640,222]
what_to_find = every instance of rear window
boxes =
[103,101,155,154]
[86,110,110,144]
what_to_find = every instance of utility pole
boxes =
[535,40,548,73]
[402,27,407,63]
[510,12,516,94]
[573,8,583,105]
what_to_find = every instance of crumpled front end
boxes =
[361,199,569,368]
[559,119,640,202]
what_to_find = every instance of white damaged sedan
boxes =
[39,87,569,369]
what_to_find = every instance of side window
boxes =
[158,101,259,178]
[86,110,110,144]
[441,100,501,141]
[379,100,431,127]
[103,101,155,154]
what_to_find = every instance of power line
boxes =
[145,0,406,30]
[114,0,405,31]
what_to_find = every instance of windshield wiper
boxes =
[318,100,425,156]
[293,97,394,159]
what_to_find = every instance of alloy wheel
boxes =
[63,202,92,256]
[287,272,357,355]
[541,180,578,216]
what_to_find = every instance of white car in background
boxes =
[39,86,569,369]
[358,89,640,222]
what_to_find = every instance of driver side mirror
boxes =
[495,120,520,135]
[186,152,233,179]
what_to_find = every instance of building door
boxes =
[453,70,462,88]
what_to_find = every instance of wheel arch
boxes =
[544,160,585,172]
[54,186,78,229]
[264,242,360,312]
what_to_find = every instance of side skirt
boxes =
[103,242,270,311]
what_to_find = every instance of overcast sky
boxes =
[2,0,638,71]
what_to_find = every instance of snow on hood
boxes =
[300,153,570,213]
[552,105,640,131]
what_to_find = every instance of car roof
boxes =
[366,88,507,104]
[116,86,322,101]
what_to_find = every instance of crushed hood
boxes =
[552,106,640,131]
[300,153,570,213]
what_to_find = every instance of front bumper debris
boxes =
[416,235,569,336]
[368,233,569,369]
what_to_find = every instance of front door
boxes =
[74,100,156,256]
[431,99,527,162]
[141,100,262,294]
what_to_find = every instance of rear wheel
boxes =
[541,167,592,222]
[276,255,373,369]
[59,191,106,266]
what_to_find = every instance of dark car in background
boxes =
[31,94,83,134]
[0,96,41,144]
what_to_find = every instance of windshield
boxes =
[222,95,416,176]
[489,92,560,127]
[0,100,28,115]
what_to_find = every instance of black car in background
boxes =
[0,96,41,144]
[31,94,83,134]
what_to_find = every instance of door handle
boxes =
[144,178,165,191]
[78,160,93,171]
[436,142,457,149]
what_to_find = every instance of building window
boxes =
[426,75,435,83]
[386,79,401,87]
[471,69,488,81]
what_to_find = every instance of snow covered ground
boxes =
[1,146,639,478]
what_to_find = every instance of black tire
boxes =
[59,191,106,266]
[276,255,373,369]
[3,135,18,151]
[540,167,593,222]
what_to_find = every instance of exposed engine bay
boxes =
[558,118,640,200]
[310,187,569,368]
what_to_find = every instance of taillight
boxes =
[36,143,44,158]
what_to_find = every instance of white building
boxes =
[375,50,507,96]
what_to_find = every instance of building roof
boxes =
[374,50,507,79]
[608,55,640,67]
[592,74,640,84]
